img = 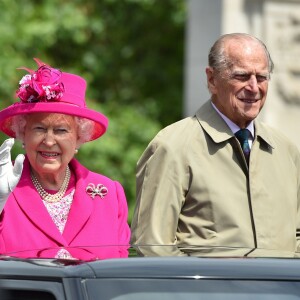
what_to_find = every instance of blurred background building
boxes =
[185,0,300,148]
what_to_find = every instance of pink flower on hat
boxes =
[16,59,64,103]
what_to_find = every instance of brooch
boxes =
[86,183,108,199]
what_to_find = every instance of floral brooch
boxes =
[16,58,64,103]
[86,183,108,199]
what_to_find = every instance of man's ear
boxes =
[206,67,217,94]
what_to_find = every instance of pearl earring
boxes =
[22,143,25,149]
[75,149,78,154]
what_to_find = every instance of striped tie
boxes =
[235,129,251,164]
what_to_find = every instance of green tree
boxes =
[0,0,186,221]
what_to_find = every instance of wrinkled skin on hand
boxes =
[0,139,25,210]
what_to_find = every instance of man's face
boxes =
[206,39,270,128]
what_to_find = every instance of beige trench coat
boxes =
[131,101,300,257]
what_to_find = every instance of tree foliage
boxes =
[0,0,186,221]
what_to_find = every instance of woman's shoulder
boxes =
[70,158,122,188]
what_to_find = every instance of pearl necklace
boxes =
[31,166,71,203]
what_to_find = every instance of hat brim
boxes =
[0,102,108,141]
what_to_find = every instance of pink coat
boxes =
[0,157,131,260]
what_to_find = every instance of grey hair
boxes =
[208,33,274,74]
[11,114,94,145]
[11,115,26,141]
[74,116,94,144]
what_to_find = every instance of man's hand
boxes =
[0,139,25,210]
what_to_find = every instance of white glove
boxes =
[0,138,25,211]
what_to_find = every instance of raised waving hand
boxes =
[0,139,25,211]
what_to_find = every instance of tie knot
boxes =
[235,129,251,143]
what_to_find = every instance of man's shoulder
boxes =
[155,101,212,138]
[153,115,201,146]
[161,115,199,132]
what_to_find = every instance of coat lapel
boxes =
[62,159,94,244]
[12,158,67,246]
[12,158,95,246]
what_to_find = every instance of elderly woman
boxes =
[0,58,130,260]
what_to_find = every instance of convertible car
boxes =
[0,247,300,300]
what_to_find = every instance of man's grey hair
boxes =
[208,33,274,74]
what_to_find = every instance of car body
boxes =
[1,253,300,300]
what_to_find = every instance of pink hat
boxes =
[0,58,108,141]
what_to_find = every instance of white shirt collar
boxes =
[211,101,254,138]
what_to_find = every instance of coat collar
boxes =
[195,100,275,149]
[195,100,235,144]
[254,121,275,149]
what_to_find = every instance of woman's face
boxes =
[24,113,80,177]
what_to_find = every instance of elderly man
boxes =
[131,33,300,257]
